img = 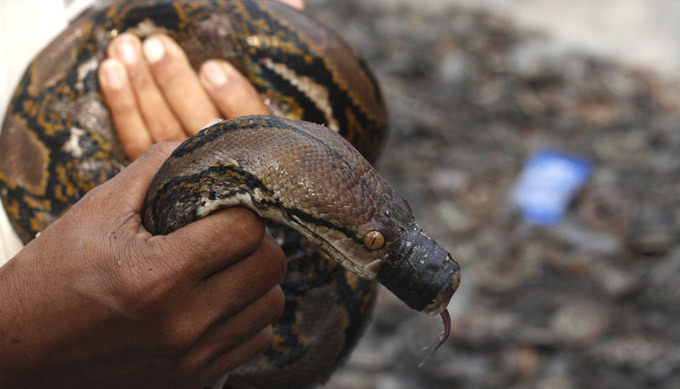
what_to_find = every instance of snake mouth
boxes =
[422,265,461,315]
[376,226,461,315]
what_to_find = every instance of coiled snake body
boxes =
[0,0,461,387]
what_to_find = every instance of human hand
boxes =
[0,143,286,388]
[98,0,304,160]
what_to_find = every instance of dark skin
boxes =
[0,1,305,386]
[0,143,285,387]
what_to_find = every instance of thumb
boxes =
[102,142,180,213]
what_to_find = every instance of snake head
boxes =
[376,225,461,315]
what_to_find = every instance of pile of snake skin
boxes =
[312,1,680,388]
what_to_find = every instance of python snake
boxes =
[0,0,461,387]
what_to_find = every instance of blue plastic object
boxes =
[513,149,592,226]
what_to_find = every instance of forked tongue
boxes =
[418,309,451,367]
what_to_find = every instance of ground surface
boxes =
[306,1,680,388]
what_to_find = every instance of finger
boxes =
[160,207,266,277]
[204,286,284,354]
[142,35,221,133]
[156,230,284,330]
[199,60,270,119]
[98,58,153,160]
[179,286,284,377]
[195,232,286,315]
[198,326,273,383]
[277,0,304,10]
[101,142,180,212]
[108,33,186,144]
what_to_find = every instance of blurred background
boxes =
[306,1,680,388]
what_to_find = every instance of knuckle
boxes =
[116,271,164,312]
[155,321,199,356]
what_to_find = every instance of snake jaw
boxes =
[316,236,386,278]
[271,214,384,279]
[423,263,461,315]
[362,258,385,276]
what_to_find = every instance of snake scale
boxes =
[0,0,461,387]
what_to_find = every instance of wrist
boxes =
[0,251,45,386]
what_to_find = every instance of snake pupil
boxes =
[364,231,385,250]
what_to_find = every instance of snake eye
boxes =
[364,231,385,250]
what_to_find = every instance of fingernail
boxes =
[281,0,304,10]
[143,37,165,63]
[201,118,223,129]
[101,60,123,88]
[201,61,228,86]
[115,39,137,65]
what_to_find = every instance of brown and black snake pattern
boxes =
[0,1,460,388]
